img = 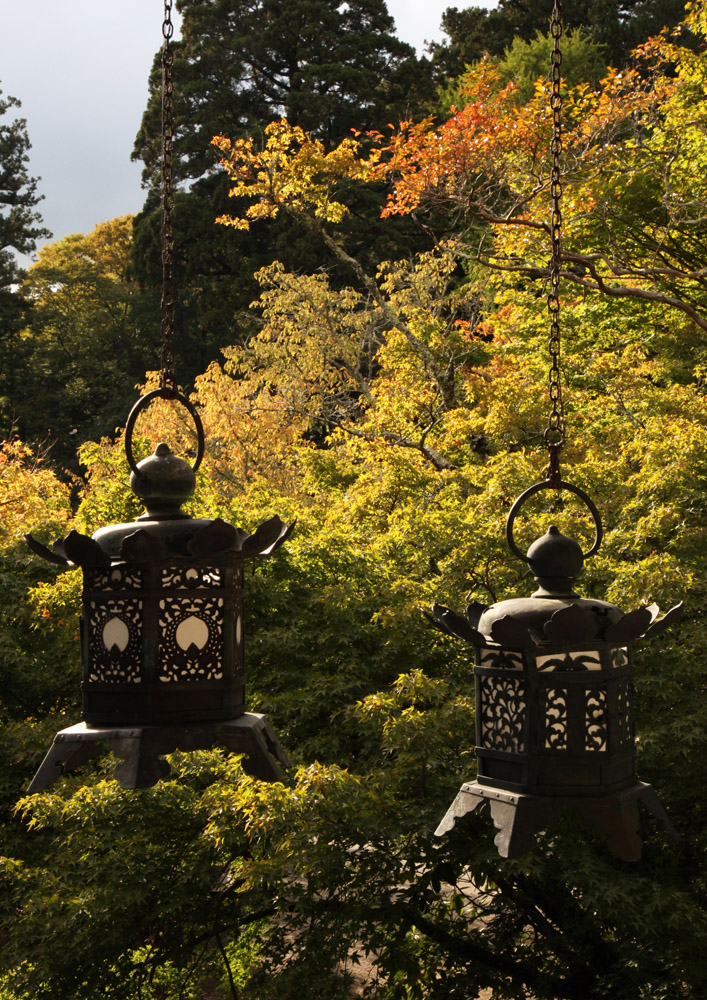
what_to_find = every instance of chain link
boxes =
[160,0,176,392]
[545,0,564,484]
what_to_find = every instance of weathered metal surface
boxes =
[22,3,294,795]
[27,714,290,792]
[432,592,682,655]
[26,439,293,729]
[430,0,681,861]
[435,779,679,862]
[25,427,293,781]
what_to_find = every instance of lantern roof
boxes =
[432,594,682,651]
[26,441,293,569]
[430,518,682,650]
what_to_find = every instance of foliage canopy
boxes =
[2,3,707,999]
[429,0,690,78]
[130,0,435,395]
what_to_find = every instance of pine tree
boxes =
[0,88,50,434]
[134,0,427,187]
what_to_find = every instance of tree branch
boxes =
[286,206,458,409]
[470,254,707,332]
[398,903,591,1000]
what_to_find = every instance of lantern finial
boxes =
[130,442,196,519]
[526,525,583,597]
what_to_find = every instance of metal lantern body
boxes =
[82,555,242,725]
[26,433,293,791]
[82,503,249,727]
[433,520,681,861]
[472,588,634,796]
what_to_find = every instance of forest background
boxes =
[0,0,706,997]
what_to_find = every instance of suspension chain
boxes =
[160,0,176,392]
[545,0,564,485]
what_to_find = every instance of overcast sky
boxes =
[1,0,496,261]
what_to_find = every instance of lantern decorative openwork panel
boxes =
[432,479,682,861]
[25,389,293,791]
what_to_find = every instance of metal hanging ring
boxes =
[506,478,603,563]
[124,388,205,476]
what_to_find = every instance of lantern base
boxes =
[435,779,678,861]
[27,713,289,792]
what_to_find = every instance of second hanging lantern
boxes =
[431,0,681,861]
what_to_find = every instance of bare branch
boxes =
[466,254,707,332]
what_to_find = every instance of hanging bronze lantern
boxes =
[433,0,681,860]
[432,479,681,861]
[25,389,293,791]
[23,4,292,792]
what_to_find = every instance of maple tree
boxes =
[3,248,707,996]
[0,439,74,722]
[133,0,425,189]
[214,6,707,333]
[376,12,707,333]
[130,0,433,398]
[212,122,479,472]
[14,217,157,470]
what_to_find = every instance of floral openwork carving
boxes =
[88,597,143,683]
[611,647,629,669]
[544,688,568,749]
[536,649,602,672]
[161,566,222,589]
[87,566,142,592]
[585,687,608,751]
[478,647,524,671]
[616,678,633,746]
[479,676,526,753]
[158,595,225,681]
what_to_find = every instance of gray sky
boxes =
[1,0,496,258]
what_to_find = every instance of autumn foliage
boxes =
[3,4,707,999]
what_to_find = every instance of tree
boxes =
[134,0,426,188]
[428,5,518,79]
[0,439,74,719]
[497,27,608,102]
[429,0,690,78]
[212,120,484,470]
[0,87,50,436]
[2,228,707,997]
[4,5,707,998]
[437,27,609,114]
[130,0,435,393]
[16,217,157,470]
[368,10,707,333]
